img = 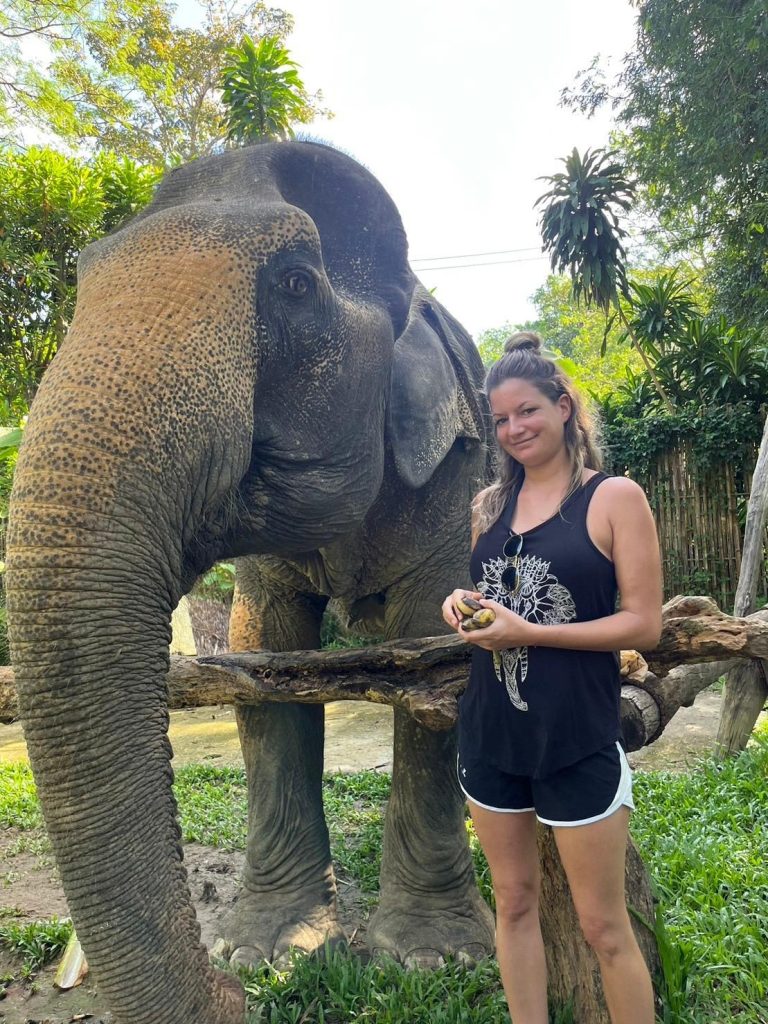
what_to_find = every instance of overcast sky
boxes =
[177,2,638,336]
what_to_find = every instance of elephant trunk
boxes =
[6,487,244,1024]
[6,257,252,1021]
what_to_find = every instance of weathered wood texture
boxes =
[3,598,768,750]
[718,412,768,753]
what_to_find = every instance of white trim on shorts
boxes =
[537,742,634,828]
[458,742,634,825]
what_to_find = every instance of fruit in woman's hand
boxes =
[456,594,496,631]
[456,595,483,616]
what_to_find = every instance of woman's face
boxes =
[489,377,571,467]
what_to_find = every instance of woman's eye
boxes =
[280,270,312,296]
[522,408,535,416]
[494,419,507,428]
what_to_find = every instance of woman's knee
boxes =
[577,910,631,961]
[494,878,540,928]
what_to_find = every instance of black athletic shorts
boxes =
[457,741,634,827]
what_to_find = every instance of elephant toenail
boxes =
[370,946,401,965]
[209,937,231,961]
[454,943,491,966]
[229,944,268,968]
[403,948,445,970]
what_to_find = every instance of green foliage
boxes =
[0,146,160,416]
[323,772,390,898]
[220,34,315,143]
[490,274,642,397]
[563,0,768,329]
[237,949,510,1024]
[0,762,43,829]
[536,147,635,312]
[616,270,768,408]
[1,1,328,163]
[600,401,765,478]
[193,561,236,604]
[0,916,72,974]
[630,903,691,1024]
[631,733,768,1021]
[622,270,699,358]
[0,424,22,457]
[173,763,248,849]
[475,322,515,367]
[319,606,381,651]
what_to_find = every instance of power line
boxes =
[415,255,550,272]
[411,245,542,264]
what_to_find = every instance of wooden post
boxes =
[717,411,768,754]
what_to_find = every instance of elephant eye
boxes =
[280,269,312,297]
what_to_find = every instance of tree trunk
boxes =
[538,828,659,1024]
[717,411,768,753]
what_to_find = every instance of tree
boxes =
[476,276,640,400]
[220,34,314,143]
[0,146,161,417]
[536,146,675,410]
[562,0,768,328]
[1,0,328,163]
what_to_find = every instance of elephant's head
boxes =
[5,141,485,1023]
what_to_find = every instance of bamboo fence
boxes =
[618,442,762,610]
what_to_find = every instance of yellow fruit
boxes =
[471,609,496,628]
[456,595,483,616]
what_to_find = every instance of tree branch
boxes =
[2,598,766,750]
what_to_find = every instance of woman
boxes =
[442,332,662,1024]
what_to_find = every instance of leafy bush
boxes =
[600,401,764,477]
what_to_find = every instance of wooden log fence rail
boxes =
[2,596,767,751]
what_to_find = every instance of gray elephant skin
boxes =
[6,141,494,1024]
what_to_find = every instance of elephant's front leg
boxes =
[214,558,344,968]
[367,582,495,968]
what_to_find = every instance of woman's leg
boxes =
[554,808,654,1024]
[469,803,548,1024]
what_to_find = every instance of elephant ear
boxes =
[388,284,489,489]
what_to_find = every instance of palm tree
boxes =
[536,148,675,411]
[220,35,313,144]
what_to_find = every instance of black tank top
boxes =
[458,472,621,778]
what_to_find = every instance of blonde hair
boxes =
[473,331,603,535]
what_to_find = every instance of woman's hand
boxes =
[460,600,535,651]
[441,588,483,631]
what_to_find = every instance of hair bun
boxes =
[504,331,542,355]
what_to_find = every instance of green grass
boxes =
[0,916,72,975]
[237,949,510,1024]
[0,761,43,829]
[630,729,768,1022]
[1,734,766,1022]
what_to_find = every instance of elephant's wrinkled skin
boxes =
[6,141,494,1024]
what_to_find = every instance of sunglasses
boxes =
[501,531,523,595]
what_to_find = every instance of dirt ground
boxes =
[0,690,763,1023]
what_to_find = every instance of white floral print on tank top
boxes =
[479,553,577,712]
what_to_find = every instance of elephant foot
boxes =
[213,887,348,969]
[366,885,495,969]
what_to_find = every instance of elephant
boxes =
[6,140,495,1024]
